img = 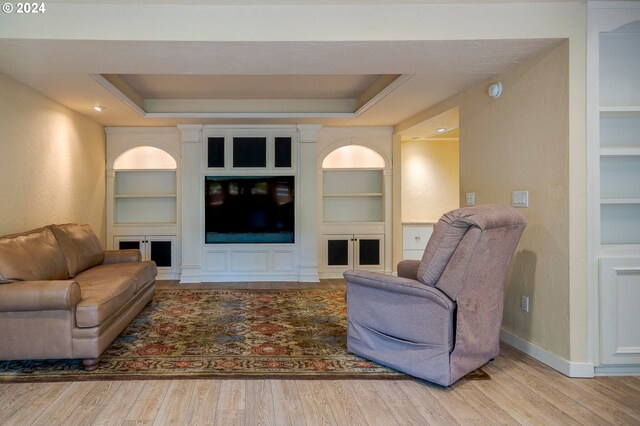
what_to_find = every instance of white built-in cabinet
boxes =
[588,3,640,371]
[113,235,178,277]
[402,223,434,260]
[106,129,181,280]
[322,234,385,273]
[319,143,391,278]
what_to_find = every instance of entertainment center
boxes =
[105,125,392,283]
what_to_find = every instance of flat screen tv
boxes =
[205,176,295,244]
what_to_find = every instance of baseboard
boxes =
[500,329,594,377]
[595,365,640,376]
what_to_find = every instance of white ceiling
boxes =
[0,37,560,133]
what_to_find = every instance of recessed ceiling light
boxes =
[93,105,105,112]
[436,128,447,133]
[411,137,421,140]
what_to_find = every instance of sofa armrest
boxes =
[0,280,81,312]
[103,249,142,264]
[343,269,454,310]
[397,259,420,280]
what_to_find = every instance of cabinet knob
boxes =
[415,236,421,240]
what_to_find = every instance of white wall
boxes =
[0,75,105,240]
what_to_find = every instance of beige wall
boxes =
[0,75,106,241]
[458,41,570,359]
[401,139,459,222]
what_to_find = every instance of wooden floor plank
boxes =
[370,379,434,425]
[395,379,461,425]
[271,380,307,426]
[483,359,582,425]
[347,380,401,426]
[296,380,336,426]
[31,382,99,426]
[319,380,368,426]
[244,379,276,426]
[0,382,69,426]
[152,380,195,426]
[184,379,221,426]
[90,381,146,426]
[213,379,245,426]
[502,346,640,425]
[124,380,171,424]
[497,352,612,424]
[0,382,40,423]
[454,380,521,425]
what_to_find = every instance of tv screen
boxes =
[205,176,294,244]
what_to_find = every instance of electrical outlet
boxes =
[521,295,530,313]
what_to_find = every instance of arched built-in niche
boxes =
[322,144,386,169]
[319,141,391,278]
[321,144,386,223]
[105,129,182,280]
[114,146,177,170]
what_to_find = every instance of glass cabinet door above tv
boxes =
[206,133,295,171]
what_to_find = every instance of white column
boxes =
[297,125,321,282]
[177,124,203,283]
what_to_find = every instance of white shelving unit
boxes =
[322,169,383,223]
[106,130,181,280]
[319,144,390,278]
[598,28,640,249]
[588,5,640,370]
[114,170,177,225]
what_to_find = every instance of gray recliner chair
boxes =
[344,204,526,386]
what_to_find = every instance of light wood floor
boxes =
[1,281,639,425]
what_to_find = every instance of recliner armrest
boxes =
[343,269,454,310]
[103,249,142,264]
[397,259,420,280]
[0,280,81,312]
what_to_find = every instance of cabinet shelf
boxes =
[600,147,640,157]
[600,106,640,117]
[115,193,177,198]
[114,168,177,172]
[323,193,383,197]
[601,198,640,205]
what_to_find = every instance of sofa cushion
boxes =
[0,227,69,283]
[75,276,136,328]
[74,261,157,293]
[51,224,104,278]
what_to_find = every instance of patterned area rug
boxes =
[0,289,411,382]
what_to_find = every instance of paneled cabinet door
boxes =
[114,235,177,278]
[323,234,384,272]
[600,257,640,365]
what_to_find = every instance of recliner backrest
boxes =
[417,204,527,300]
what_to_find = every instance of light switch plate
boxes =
[512,191,529,208]
[466,192,476,206]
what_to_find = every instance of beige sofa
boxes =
[0,224,157,370]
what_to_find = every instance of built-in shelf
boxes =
[591,4,640,369]
[600,147,640,157]
[114,169,178,225]
[323,193,383,197]
[322,168,384,223]
[599,106,640,116]
[601,198,640,205]
[115,193,177,198]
